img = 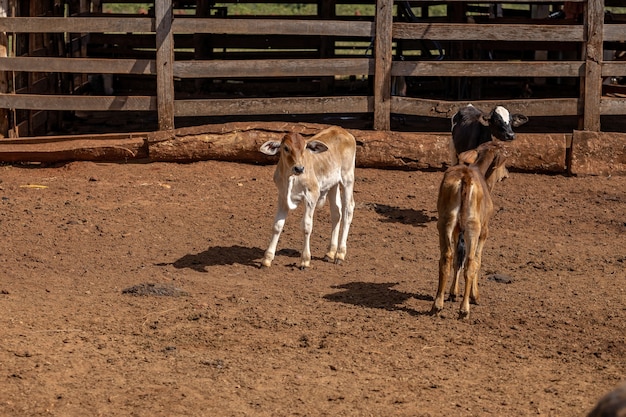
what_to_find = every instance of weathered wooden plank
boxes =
[604,24,626,42]
[392,61,584,78]
[0,57,156,74]
[173,58,373,78]
[373,0,392,131]
[602,61,626,76]
[0,94,156,111]
[155,0,174,131]
[600,97,626,115]
[390,97,581,118]
[174,96,371,117]
[0,17,153,33]
[171,18,374,37]
[393,23,585,42]
[583,0,604,131]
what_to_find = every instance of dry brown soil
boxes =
[0,159,624,416]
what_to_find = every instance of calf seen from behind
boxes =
[259,126,356,269]
[432,141,510,319]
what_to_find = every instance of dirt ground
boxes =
[0,157,624,417]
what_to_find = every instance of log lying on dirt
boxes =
[571,130,626,176]
[0,121,591,174]
[0,133,148,162]
[148,121,569,173]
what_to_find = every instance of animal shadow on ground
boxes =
[371,203,437,227]
[323,282,433,317]
[158,245,265,272]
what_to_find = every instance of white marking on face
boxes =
[495,106,511,125]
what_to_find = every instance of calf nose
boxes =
[505,132,515,141]
[293,165,305,175]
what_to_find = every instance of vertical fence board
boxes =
[582,0,603,131]
[373,0,392,131]
[155,0,174,131]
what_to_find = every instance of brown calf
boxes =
[432,141,510,319]
[259,126,356,269]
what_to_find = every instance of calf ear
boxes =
[479,113,491,127]
[511,114,529,127]
[260,141,282,155]
[458,149,478,164]
[306,140,329,154]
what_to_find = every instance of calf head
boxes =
[484,106,528,142]
[459,141,510,191]
[260,133,329,176]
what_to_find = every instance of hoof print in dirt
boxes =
[121,283,189,297]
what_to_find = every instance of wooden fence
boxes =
[0,0,625,139]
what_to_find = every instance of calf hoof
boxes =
[260,258,272,268]
[334,258,344,266]
[458,310,470,320]
[430,304,443,316]
[448,294,457,302]
[323,254,335,263]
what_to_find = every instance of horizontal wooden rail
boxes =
[602,61,626,77]
[174,58,374,78]
[172,18,374,37]
[0,57,156,75]
[0,94,156,111]
[604,24,626,42]
[174,96,372,117]
[601,98,626,115]
[391,97,581,118]
[393,23,585,42]
[0,17,153,33]
[392,60,584,78]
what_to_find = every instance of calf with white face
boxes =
[450,104,528,165]
[259,126,356,269]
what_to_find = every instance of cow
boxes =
[450,104,528,166]
[587,382,626,417]
[431,141,510,319]
[259,126,356,269]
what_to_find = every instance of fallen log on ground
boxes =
[147,122,569,173]
[0,121,623,175]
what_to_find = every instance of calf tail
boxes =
[455,230,466,271]
[455,174,472,272]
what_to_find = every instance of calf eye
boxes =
[283,146,290,153]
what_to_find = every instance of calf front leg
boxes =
[324,185,342,263]
[300,199,317,269]
[335,181,355,265]
[261,203,288,268]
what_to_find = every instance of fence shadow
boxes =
[372,203,437,227]
[158,245,265,272]
[323,281,433,317]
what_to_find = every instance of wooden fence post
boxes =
[583,0,603,131]
[373,0,392,131]
[155,0,174,131]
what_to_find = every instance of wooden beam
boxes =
[373,0,392,131]
[393,23,585,42]
[583,0,604,131]
[0,93,156,111]
[155,0,174,131]
[604,23,626,42]
[392,61,584,78]
[174,96,371,117]
[0,17,153,33]
[0,57,156,74]
[173,58,373,78]
[171,18,374,37]
[391,97,580,118]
